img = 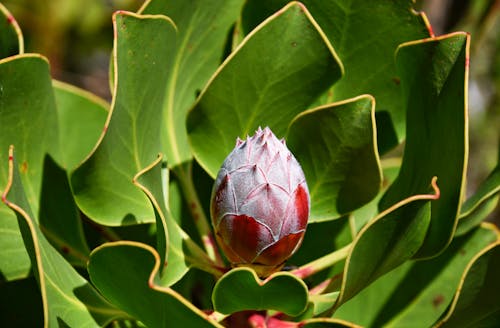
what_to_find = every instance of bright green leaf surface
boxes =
[188,2,343,178]
[240,0,431,153]
[333,225,498,327]
[300,292,339,320]
[456,162,500,236]
[3,147,124,327]
[53,80,108,171]
[0,212,28,281]
[0,3,23,58]
[88,242,220,327]
[140,0,246,168]
[71,12,176,226]
[212,267,308,316]
[287,95,381,222]
[439,241,500,327]
[0,55,60,281]
[0,55,60,217]
[381,33,469,258]
[336,179,440,306]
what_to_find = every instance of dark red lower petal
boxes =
[218,214,274,263]
[255,232,305,266]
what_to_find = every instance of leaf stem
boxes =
[184,238,226,279]
[292,243,352,279]
[173,161,223,266]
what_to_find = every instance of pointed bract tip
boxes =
[235,137,244,147]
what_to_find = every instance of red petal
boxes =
[280,184,309,237]
[255,232,305,266]
[218,214,274,263]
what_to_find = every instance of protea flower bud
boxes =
[211,127,310,277]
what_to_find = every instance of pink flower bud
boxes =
[211,127,310,277]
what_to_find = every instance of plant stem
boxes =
[292,243,352,279]
[173,161,223,266]
[184,238,226,279]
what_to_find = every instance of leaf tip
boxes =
[430,176,440,200]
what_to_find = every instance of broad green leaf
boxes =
[212,267,308,316]
[88,242,221,327]
[39,155,90,267]
[71,12,176,226]
[0,277,43,327]
[53,80,108,170]
[381,33,469,258]
[188,2,343,178]
[0,214,28,281]
[0,55,60,280]
[240,0,431,153]
[0,55,60,217]
[438,241,500,327]
[287,95,381,222]
[333,224,498,327]
[0,3,23,57]
[133,154,211,286]
[2,147,125,327]
[139,0,246,168]
[335,178,440,307]
[456,162,500,236]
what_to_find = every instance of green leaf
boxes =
[351,163,401,234]
[212,267,308,316]
[240,0,431,153]
[438,240,500,327]
[2,147,124,327]
[0,55,60,281]
[39,155,90,267]
[287,95,381,222]
[333,224,498,327]
[88,242,221,327]
[188,1,343,178]
[139,0,246,168]
[381,33,469,258]
[300,292,339,319]
[456,162,500,236]
[53,80,108,171]
[71,12,176,226]
[336,178,440,307]
[0,55,60,216]
[0,3,23,57]
[133,154,211,286]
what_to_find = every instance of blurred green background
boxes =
[2,0,499,223]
